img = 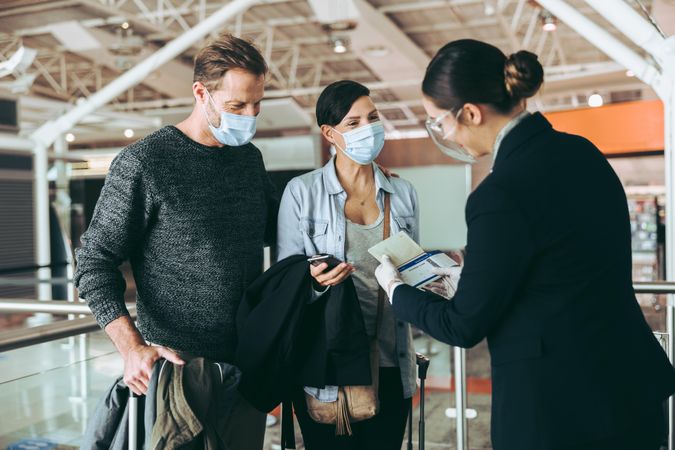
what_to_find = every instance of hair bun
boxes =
[504,50,544,100]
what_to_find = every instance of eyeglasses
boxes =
[425,110,451,136]
[425,109,461,140]
[424,107,476,164]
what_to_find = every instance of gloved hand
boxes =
[423,266,462,299]
[375,255,404,302]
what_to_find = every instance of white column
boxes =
[34,142,51,301]
[53,135,71,241]
[665,81,675,450]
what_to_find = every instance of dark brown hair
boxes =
[315,80,370,127]
[422,39,544,114]
[193,33,268,90]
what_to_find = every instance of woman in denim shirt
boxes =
[276,80,418,450]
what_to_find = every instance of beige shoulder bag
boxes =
[305,192,391,436]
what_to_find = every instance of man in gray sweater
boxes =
[74,34,276,449]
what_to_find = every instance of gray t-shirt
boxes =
[345,211,399,367]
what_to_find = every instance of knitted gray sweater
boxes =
[74,126,277,361]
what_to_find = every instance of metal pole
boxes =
[0,133,33,151]
[0,306,136,352]
[29,0,258,150]
[419,375,426,450]
[0,277,73,286]
[128,389,138,450]
[634,282,675,294]
[669,299,675,450]
[665,82,675,450]
[0,299,136,314]
[407,408,413,450]
[33,142,51,301]
[53,135,71,244]
[416,353,430,450]
[454,346,468,450]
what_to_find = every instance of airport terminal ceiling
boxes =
[0,0,671,146]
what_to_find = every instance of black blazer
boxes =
[393,113,675,450]
[235,255,371,413]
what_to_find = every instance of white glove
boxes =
[424,266,462,299]
[375,255,404,302]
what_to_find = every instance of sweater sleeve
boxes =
[74,149,154,329]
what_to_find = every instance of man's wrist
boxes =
[105,315,146,359]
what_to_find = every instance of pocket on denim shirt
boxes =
[394,216,415,237]
[301,218,329,254]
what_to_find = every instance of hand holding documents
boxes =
[368,231,459,289]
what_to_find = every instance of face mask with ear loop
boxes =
[425,108,476,164]
[331,121,386,165]
[200,88,257,147]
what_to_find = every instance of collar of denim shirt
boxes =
[321,156,396,196]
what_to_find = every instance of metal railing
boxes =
[447,282,675,450]
[0,299,100,315]
[634,282,675,450]
[2,283,675,449]
[0,299,136,352]
[0,277,74,286]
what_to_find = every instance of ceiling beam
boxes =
[377,0,483,14]
[343,0,430,101]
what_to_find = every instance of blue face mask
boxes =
[201,89,257,146]
[333,121,385,165]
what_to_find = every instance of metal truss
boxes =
[0,0,657,130]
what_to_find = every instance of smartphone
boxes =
[307,254,343,271]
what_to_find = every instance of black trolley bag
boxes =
[408,353,430,450]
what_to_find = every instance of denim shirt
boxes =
[277,157,419,400]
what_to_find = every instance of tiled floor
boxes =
[0,331,122,449]
[0,328,494,450]
[0,304,668,449]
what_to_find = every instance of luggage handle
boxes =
[408,353,430,450]
[129,389,142,450]
[416,353,430,379]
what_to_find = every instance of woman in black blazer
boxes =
[375,39,675,450]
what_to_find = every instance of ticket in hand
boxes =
[368,232,459,289]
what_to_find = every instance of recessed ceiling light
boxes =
[541,11,557,32]
[65,133,75,143]
[363,45,389,57]
[626,69,635,77]
[333,38,347,54]
[588,93,603,108]
[121,22,130,30]
[124,128,134,138]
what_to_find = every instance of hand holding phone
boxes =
[308,254,343,271]
[308,254,355,287]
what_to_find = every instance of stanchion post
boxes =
[454,346,468,450]
[668,296,674,450]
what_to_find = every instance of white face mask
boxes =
[332,121,386,165]
[425,108,476,164]
[201,88,257,147]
